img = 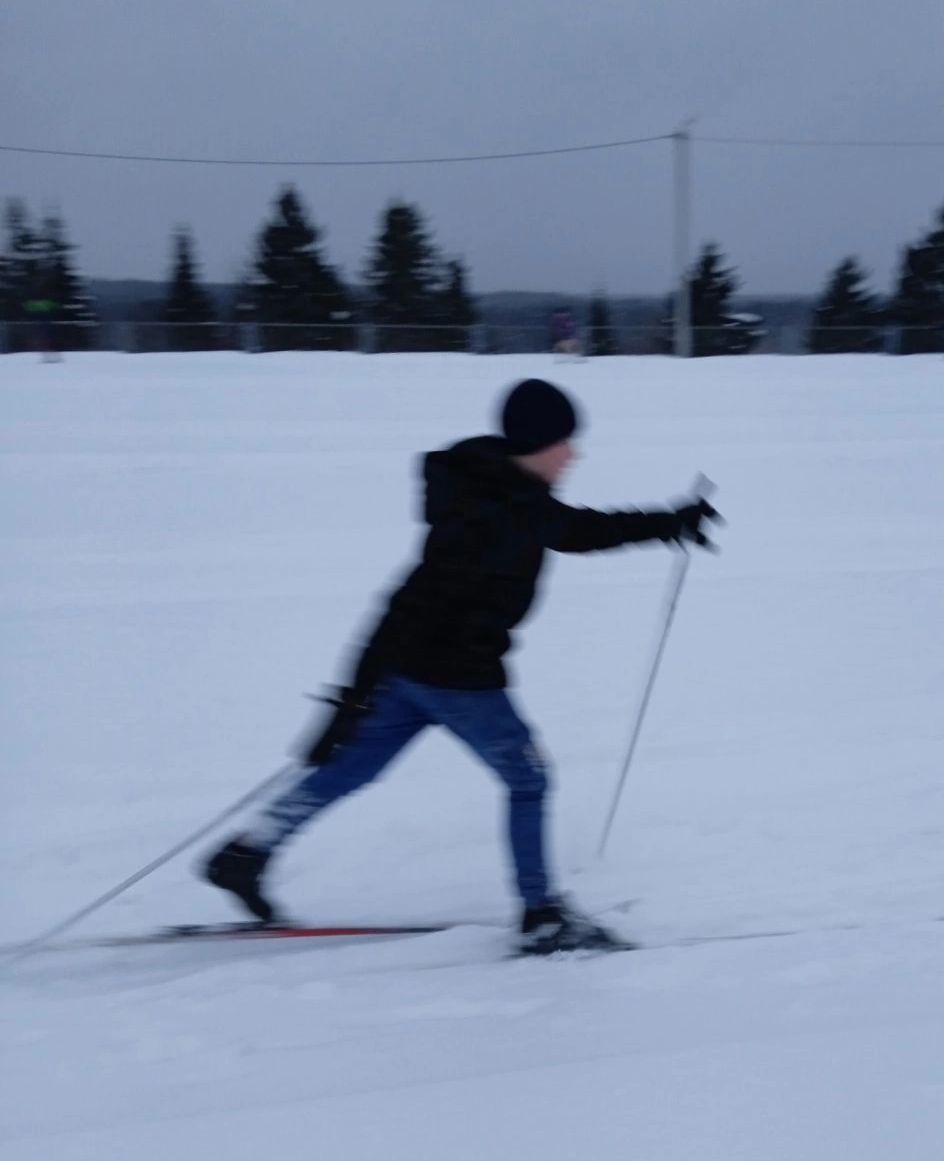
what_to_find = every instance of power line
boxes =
[2,132,943,170]
[1,132,941,171]
[696,135,944,148]
[0,134,672,168]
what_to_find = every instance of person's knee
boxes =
[294,749,381,801]
[497,738,550,800]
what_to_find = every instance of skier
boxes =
[550,307,581,360]
[202,378,720,953]
[24,296,61,363]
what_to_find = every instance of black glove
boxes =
[294,685,372,767]
[668,498,723,549]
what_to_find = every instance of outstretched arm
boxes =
[545,499,676,553]
[545,497,720,553]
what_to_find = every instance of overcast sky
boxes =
[2,0,942,296]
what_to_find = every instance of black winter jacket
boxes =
[351,436,681,691]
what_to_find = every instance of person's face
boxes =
[524,438,577,484]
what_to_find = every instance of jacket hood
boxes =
[421,436,547,525]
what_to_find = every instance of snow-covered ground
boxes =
[2,351,943,1159]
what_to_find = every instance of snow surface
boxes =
[2,351,943,1159]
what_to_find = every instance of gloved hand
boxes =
[294,685,373,767]
[322,685,371,715]
[669,498,723,549]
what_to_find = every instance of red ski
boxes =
[90,921,451,948]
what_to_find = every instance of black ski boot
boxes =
[202,840,282,924]
[519,898,635,955]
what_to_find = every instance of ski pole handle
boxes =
[690,472,715,504]
[686,473,716,525]
[677,472,719,553]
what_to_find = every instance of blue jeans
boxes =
[245,675,553,907]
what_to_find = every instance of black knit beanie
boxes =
[500,378,580,455]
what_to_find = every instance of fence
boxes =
[2,320,942,356]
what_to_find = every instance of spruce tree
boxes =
[3,200,43,321]
[39,214,97,348]
[658,243,762,356]
[431,258,477,351]
[251,186,351,350]
[589,293,617,355]
[655,244,762,356]
[365,202,442,351]
[807,257,882,353]
[2,203,95,351]
[0,252,10,322]
[689,243,739,355]
[891,205,944,353]
[164,228,215,350]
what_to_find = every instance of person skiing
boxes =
[550,306,581,359]
[24,296,61,363]
[202,378,719,953]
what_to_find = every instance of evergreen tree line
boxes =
[0,189,477,353]
[231,189,477,352]
[2,188,943,355]
[586,205,943,356]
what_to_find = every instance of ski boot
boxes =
[519,898,635,955]
[202,840,283,924]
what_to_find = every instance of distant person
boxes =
[550,307,581,360]
[202,378,719,954]
[24,297,61,363]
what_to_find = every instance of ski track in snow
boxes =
[2,352,944,1159]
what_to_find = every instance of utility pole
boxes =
[673,122,693,358]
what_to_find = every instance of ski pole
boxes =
[6,762,295,962]
[596,474,715,859]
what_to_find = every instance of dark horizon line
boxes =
[85,276,815,303]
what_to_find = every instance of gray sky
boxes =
[2,0,942,296]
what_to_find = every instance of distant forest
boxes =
[2,187,943,354]
[87,279,813,331]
